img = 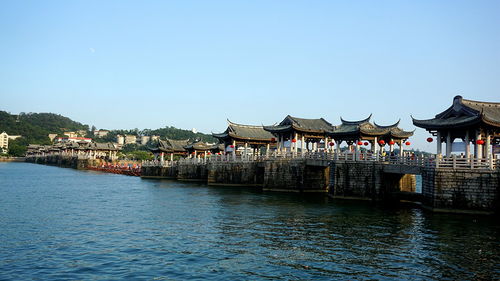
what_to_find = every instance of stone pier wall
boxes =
[130,159,500,214]
[26,155,107,170]
[421,168,500,214]
[177,163,208,181]
[207,162,264,187]
[264,159,329,192]
[329,161,382,199]
[400,174,417,192]
[141,166,178,179]
[329,161,417,200]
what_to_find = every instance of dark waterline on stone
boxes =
[0,162,498,280]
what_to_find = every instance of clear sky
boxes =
[1,0,499,152]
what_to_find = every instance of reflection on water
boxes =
[0,162,498,280]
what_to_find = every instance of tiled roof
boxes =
[413,96,500,129]
[214,120,275,141]
[264,115,335,134]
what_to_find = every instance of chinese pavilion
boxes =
[184,142,224,157]
[212,120,276,157]
[263,115,335,154]
[149,138,190,161]
[412,95,500,158]
[328,114,414,156]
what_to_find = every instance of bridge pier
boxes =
[421,168,500,214]
[139,155,499,214]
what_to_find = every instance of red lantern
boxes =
[378,140,385,145]
[271,138,276,142]
[426,137,433,143]
[389,140,395,145]
[207,152,211,155]
[364,142,369,146]
[329,142,335,147]
[291,139,297,143]
[357,141,363,145]
[476,139,485,145]
[230,145,235,148]
[405,141,411,146]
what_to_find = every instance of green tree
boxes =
[7,139,28,156]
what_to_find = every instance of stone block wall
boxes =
[141,166,178,179]
[399,174,416,192]
[177,163,208,181]
[422,168,500,213]
[263,159,329,192]
[26,155,86,169]
[207,162,263,186]
[329,161,382,199]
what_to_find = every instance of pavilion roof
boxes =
[184,141,214,151]
[88,142,119,151]
[330,115,413,139]
[263,115,335,134]
[150,139,190,153]
[183,142,224,152]
[329,114,372,136]
[213,120,275,141]
[412,96,500,130]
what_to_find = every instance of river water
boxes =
[0,162,498,280]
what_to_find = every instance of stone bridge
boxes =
[142,155,499,214]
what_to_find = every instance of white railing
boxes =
[120,152,499,171]
[425,155,498,170]
[142,160,177,167]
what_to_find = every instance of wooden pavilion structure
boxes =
[263,115,335,155]
[412,95,500,159]
[328,114,414,156]
[184,142,224,158]
[149,138,190,162]
[212,120,276,157]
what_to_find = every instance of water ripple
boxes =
[0,163,498,280]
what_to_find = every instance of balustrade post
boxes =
[452,154,456,169]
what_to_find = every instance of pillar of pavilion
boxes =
[263,115,335,156]
[413,95,500,159]
[212,120,277,159]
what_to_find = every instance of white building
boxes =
[140,136,151,145]
[0,132,8,153]
[94,129,110,138]
[0,132,22,153]
[124,135,137,145]
[116,135,125,145]
[55,137,92,143]
[64,131,79,138]
[48,134,58,142]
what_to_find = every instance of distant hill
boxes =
[0,111,89,144]
[0,110,216,156]
[92,127,215,144]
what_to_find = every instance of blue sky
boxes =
[1,0,499,151]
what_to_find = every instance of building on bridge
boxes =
[184,142,224,158]
[412,95,500,159]
[263,115,335,155]
[149,139,190,162]
[213,120,276,157]
[328,114,414,156]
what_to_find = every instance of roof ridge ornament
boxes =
[340,113,372,125]
[374,119,400,128]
